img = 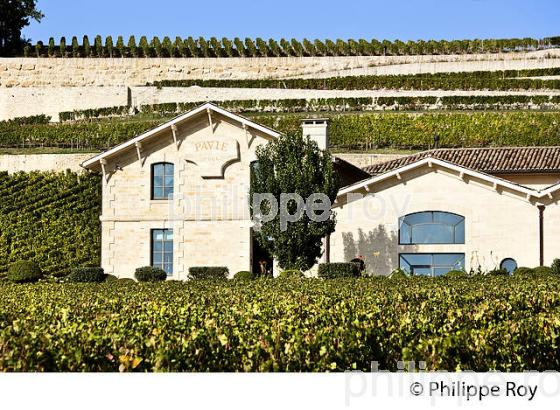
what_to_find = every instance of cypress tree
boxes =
[151,36,162,57]
[209,37,222,57]
[94,35,104,57]
[71,36,79,57]
[186,37,198,57]
[59,36,67,57]
[35,40,43,57]
[358,39,372,56]
[222,37,234,57]
[198,37,210,57]
[314,39,326,56]
[162,36,174,57]
[128,36,137,57]
[175,36,186,57]
[105,36,114,58]
[324,39,336,56]
[139,36,150,57]
[335,39,349,56]
[256,37,269,57]
[370,39,382,55]
[244,38,258,57]
[233,37,245,57]
[347,39,359,56]
[48,37,55,57]
[279,39,293,56]
[116,35,125,57]
[290,39,304,56]
[82,35,91,57]
[268,39,281,57]
[303,39,316,56]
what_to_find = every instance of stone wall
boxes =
[2,50,560,121]
[2,50,559,87]
[0,151,400,175]
[0,153,93,173]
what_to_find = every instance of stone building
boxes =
[82,104,560,277]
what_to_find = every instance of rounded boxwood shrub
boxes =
[277,269,305,280]
[118,278,136,284]
[135,266,167,282]
[68,267,105,283]
[234,271,256,280]
[389,268,410,279]
[487,268,509,276]
[551,258,560,275]
[445,270,469,278]
[533,266,553,276]
[513,267,535,276]
[188,266,228,280]
[318,262,360,279]
[104,274,118,282]
[7,261,43,284]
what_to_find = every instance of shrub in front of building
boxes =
[318,262,361,279]
[188,267,229,280]
[486,268,509,276]
[389,268,410,279]
[532,266,554,276]
[513,267,535,276]
[277,270,305,280]
[444,270,470,278]
[233,271,256,281]
[67,267,106,283]
[7,261,44,284]
[135,266,167,282]
[551,259,560,275]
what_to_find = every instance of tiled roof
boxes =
[363,147,560,175]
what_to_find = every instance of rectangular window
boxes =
[399,253,465,276]
[151,229,173,275]
[151,163,174,200]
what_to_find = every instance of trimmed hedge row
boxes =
[1,276,560,371]
[21,36,559,58]
[4,111,560,151]
[150,68,560,91]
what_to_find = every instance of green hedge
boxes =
[188,266,229,280]
[150,68,560,91]
[6,261,43,283]
[0,171,101,277]
[318,262,361,279]
[1,276,560,371]
[135,266,167,282]
[3,111,560,151]
[68,267,105,283]
[19,36,559,58]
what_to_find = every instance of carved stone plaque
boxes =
[184,134,240,178]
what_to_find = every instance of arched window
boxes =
[399,211,465,245]
[500,258,517,274]
[151,163,174,200]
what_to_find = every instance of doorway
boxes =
[251,230,274,277]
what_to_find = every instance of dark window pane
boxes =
[412,267,432,276]
[153,187,164,199]
[433,212,461,225]
[163,187,174,198]
[152,253,162,265]
[403,212,433,225]
[411,224,454,244]
[500,258,517,273]
[434,267,451,276]
[164,253,173,264]
[153,164,164,176]
[455,220,465,243]
[164,241,173,252]
[164,175,174,186]
[153,241,163,252]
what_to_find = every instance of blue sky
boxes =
[23,0,560,42]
